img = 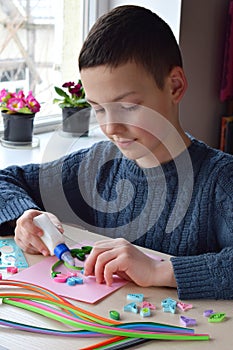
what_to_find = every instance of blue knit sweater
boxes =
[1,138,233,300]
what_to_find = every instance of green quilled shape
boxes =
[51,246,92,277]
[80,246,93,254]
[208,313,226,323]
[109,310,120,320]
[71,246,93,260]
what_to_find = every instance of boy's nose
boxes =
[104,121,123,135]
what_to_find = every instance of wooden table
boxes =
[0,225,232,350]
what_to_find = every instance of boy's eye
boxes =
[94,107,105,114]
[121,103,139,112]
[93,103,139,116]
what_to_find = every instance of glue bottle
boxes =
[33,213,75,266]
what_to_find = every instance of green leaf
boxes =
[53,98,63,104]
[18,107,34,114]
[54,86,69,98]
[59,103,74,108]
[75,98,87,104]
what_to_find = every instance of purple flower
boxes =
[69,85,82,97]
[75,83,82,90]
[26,94,41,113]
[62,82,75,88]
[6,98,26,112]
[0,89,12,102]
[0,88,41,114]
[14,90,25,100]
[53,79,90,108]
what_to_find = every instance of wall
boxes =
[179,0,229,147]
[108,0,182,41]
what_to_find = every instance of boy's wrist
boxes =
[151,259,177,288]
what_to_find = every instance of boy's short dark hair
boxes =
[79,5,183,89]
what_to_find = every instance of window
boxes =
[0,0,85,133]
[0,0,181,134]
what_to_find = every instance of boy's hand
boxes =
[84,238,176,288]
[14,209,64,256]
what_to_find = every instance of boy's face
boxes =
[81,61,186,167]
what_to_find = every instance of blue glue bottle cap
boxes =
[54,243,75,266]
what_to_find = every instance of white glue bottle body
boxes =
[33,213,75,266]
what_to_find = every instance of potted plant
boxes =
[0,89,41,144]
[53,79,91,137]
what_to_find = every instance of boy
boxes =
[1,5,233,300]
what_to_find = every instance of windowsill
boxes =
[0,110,97,135]
[34,114,62,134]
[0,122,107,169]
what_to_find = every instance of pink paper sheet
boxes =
[9,242,127,304]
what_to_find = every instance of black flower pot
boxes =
[62,106,90,137]
[2,111,35,143]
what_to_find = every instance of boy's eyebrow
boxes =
[86,91,138,105]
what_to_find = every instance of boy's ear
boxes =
[169,67,187,103]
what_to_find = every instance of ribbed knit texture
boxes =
[1,138,233,300]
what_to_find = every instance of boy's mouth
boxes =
[114,138,136,148]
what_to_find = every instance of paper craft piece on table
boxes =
[9,241,127,304]
[9,241,164,304]
[0,238,28,269]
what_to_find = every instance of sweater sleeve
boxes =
[0,143,98,233]
[171,248,233,300]
[0,151,83,227]
[171,161,233,300]
[0,163,43,228]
